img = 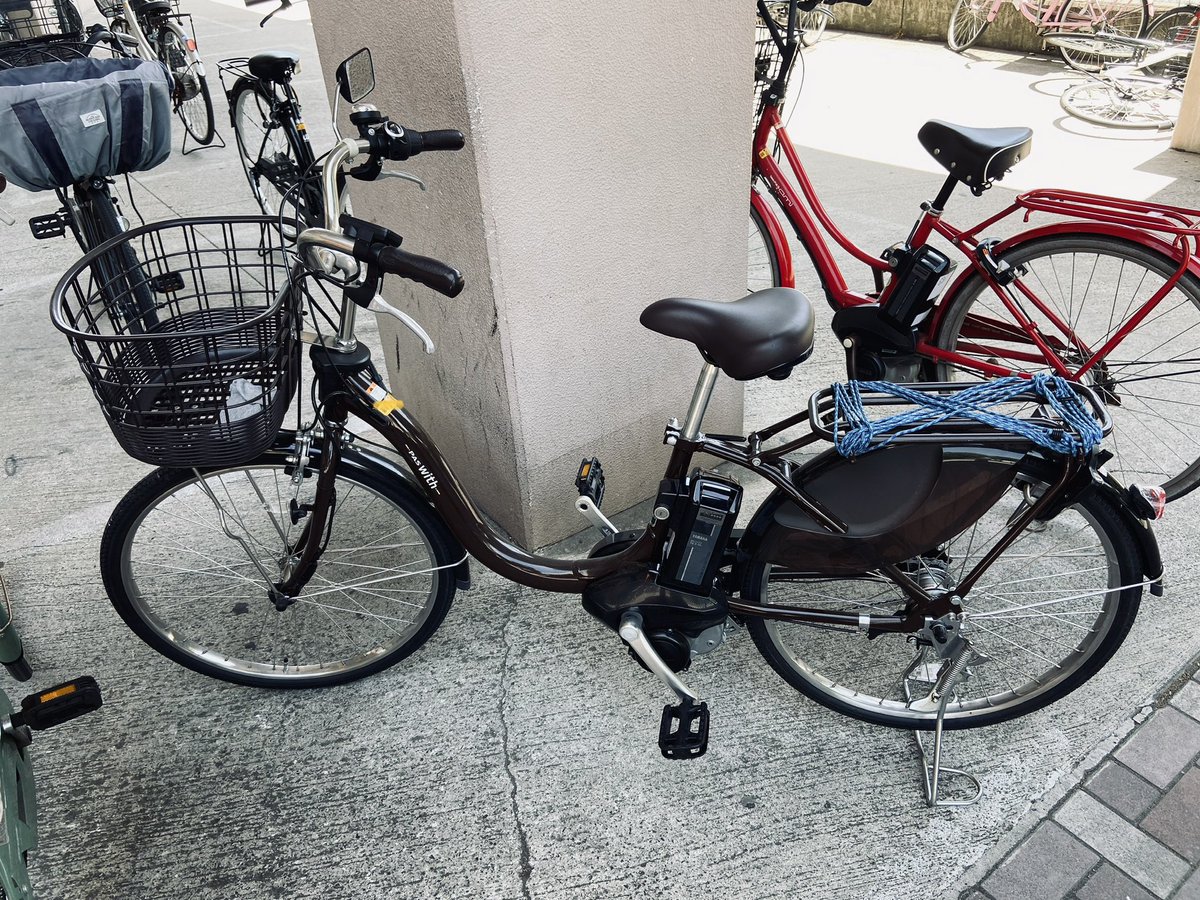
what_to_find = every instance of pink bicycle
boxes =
[947,0,1148,70]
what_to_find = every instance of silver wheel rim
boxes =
[233,87,293,219]
[118,464,442,682]
[760,475,1125,725]
[937,238,1200,496]
[748,209,777,293]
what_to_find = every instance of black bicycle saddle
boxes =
[641,287,815,381]
[918,119,1032,194]
[248,50,300,84]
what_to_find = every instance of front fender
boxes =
[271,431,472,590]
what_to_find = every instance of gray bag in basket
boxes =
[0,56,172,192]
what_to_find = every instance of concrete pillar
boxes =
[1170,42,1200,153]
[308,2,753,548]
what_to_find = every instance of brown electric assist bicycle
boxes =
[53,51,1164,802]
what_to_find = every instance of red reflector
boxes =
[1137,485,1167,519]
[186,39,196,52]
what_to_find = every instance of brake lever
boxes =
[375,171,426,191]
[367,294,435,354]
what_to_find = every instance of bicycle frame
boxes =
[977,0,1114,30]
[272,329,1104,639]
[751,104,1200,385]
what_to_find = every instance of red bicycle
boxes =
[750,0,1200,500]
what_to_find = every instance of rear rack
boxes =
[1016,188,1200,238]
[807,379,1112,450]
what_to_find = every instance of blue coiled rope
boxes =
[831,375,1104,458]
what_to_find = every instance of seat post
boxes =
[680,362,720,440]
[930,174,958,214]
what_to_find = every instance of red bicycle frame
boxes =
[750,102,1200,385]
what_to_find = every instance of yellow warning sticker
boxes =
[374,396,404,415]
[758,148,769,158]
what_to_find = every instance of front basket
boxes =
[51,216,305,467]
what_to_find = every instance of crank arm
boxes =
[619,610,701,704]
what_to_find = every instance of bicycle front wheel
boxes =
[748,202,782,293]
[1061,76,1181,129]
[933,233,1200,499]
[101,446,459,688]
[947,0,992,52]
[160,26,214,144]
[1056,0,1149,71]
[746,458,1143,730]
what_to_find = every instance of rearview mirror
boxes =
[335,48,375,103]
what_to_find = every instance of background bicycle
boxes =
[1046,30,1192,128]
[752,0,1200,503]
[0,55,173,329]
[92,0,216,148]
[947,0,1149,70]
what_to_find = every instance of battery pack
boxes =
[880,245,955,330]
[655,471,741,596]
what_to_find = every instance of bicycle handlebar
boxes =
[376,246,464,297]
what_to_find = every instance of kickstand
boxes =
[912,691,982,808]
[181,126,226,157]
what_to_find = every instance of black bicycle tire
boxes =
[947,0,991,52]
[228,77,313,225]
[101,447,459,688]
[159,25,214,144]
[1144,5,1198,76]
[749,201,782,292]
[933,232,1200,499]
[744,456,1143,731]
[75,183,157,330]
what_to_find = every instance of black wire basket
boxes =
[51,216,304,467]
[0,0,83,45]
[755,7,784,115]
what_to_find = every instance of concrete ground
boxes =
[1,8,1199,900]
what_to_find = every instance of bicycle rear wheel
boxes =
[748,202,782,293]
[933,233,1200,499]
[746,457,1143,730]
[947,0,992,52]
[230,78,316,228]
[101,445,459,688]
[159,26,214,145]
[1061,76,1181,129]
[1144,5,1197,76]
[1055,0,1149,71]
[73,182,156,330]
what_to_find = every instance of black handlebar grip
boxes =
[377,246,465,297]
[421,129,465,151]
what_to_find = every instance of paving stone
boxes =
[1054,791,1190,898]
[981,822,1098,900]
[1142,768,1200,864]
[1075,863,1156,900]
[1173,867,1200,900]
[1171,679,1200,724]
[1114,707,1200,790]
[1087,761,1162,822]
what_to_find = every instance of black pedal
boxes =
[575,457,605,506]
[658,699,709,760]
[150,271,185,294]
[28,211,69,240]
[13,676,102,732]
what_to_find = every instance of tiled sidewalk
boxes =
[963,670,1200,900]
